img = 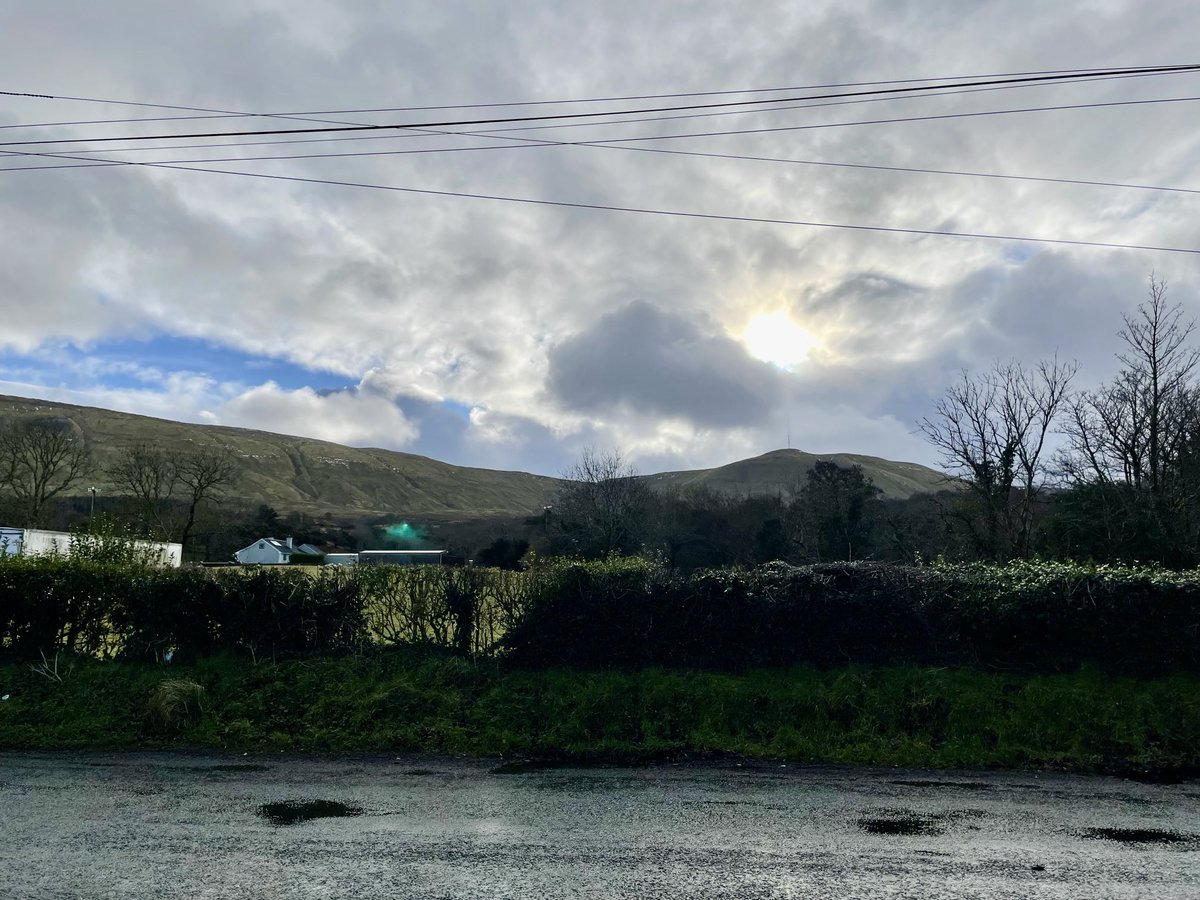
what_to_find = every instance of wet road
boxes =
[1,752,1197,899]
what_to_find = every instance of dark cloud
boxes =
[548,300,784,428]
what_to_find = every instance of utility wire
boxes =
[5,147,1197,202]
[0,145,1195,255]
[3,64,1198,147]
[464,93,1200,138]
[0,71,1148,135]
[0,73,1179,157]
[5,93,1200,204]
[4,67,1196,253]
[2,64,1193,132]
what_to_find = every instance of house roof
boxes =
[239,537,324,556]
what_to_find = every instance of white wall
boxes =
[0,527,182,567]
[234,540,288,565]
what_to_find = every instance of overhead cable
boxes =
[3,64,1198,148]
[0,145,1194,255]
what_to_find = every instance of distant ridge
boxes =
[644,448,953,501]
[0,395,951,519]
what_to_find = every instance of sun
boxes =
[742,312,820,369]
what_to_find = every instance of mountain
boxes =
[644,448,954,501]
[0,395,952,520]
[0,395,558,520]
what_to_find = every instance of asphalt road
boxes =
[1,752,1197,899]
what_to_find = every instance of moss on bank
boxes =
[2,650,1198,775]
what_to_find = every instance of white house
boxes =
[233,536,325,565]
[0,526,183,567]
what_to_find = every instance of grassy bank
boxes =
[2,650,1197,775]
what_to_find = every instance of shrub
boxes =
[4,554,1200,675]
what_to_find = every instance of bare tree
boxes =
[1060,277,1200,493]
[174,445,237,557]
[107,442,236,555]
[919,357,1076,559]
[0,419,92,526]
[555,447,652,557]
[108,443,178,539]
[1056,277,1200,560]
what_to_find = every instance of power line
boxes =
[3,63,1193,133]
[1,144,1195,255]
[0,80,1122,157]
[472,93,1200,139]
[5,142,1199,201]
[0,73,1179,158]
[4,65,1198,148]
[5,93,1200,203]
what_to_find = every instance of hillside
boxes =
[0,395,559,520]
[0,395,951,519]
[645,448,954,501]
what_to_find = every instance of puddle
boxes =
[858,806,988,836]
[1082,827,1196,845]
[891,780,992,790]
[257,800,362,826]
[859,814,944,836]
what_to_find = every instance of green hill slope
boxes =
[0,395,559,519]
[0,396,951,519]
[643,448,954,501]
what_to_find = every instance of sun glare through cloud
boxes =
[742,312,821,369]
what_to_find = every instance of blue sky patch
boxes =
[0,335,355,393]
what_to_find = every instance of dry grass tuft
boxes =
[145,678,206,733]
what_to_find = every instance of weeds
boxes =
[144,678,206,733]
[3,654,1198,772]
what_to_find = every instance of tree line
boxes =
[528,276,1200,569]
[920,276,1200,566]
[0,422,237,559]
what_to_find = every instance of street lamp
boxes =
[87,486,97,518]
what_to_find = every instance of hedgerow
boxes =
[2,554,1199,675]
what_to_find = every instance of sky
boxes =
[1,0,1199,477]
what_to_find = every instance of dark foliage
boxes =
[4,556,1200,678]
[502,559,1200,676]
[0,558,366,663]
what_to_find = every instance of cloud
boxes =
[548,300,785,428]
[2,1,1200,476]
[212,383,419,447]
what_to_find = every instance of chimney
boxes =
[286,536,294,549]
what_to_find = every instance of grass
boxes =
[1,650,1198,775]
[144,678,206,733]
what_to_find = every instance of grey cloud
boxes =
[3,1,1200,477]
[548,300,785,428]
